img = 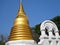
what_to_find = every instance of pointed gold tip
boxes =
[20,0,22,3]
[14,1,28,26]
[18,1,25,14]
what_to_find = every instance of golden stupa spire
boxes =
[18,0,25,15]
[8,0,33,41]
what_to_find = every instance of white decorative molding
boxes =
[38,20,60,45]
[5,40,37,45]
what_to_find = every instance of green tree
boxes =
[31,23,41,35]
[0,43,5,45]
[51,16,60,35]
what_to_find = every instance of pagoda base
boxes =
[5,40,37,45]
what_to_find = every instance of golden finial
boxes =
[14,0,28,26]
[8,0,33,41]
[18,0,25,15]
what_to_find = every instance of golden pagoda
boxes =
[8,1,33,41]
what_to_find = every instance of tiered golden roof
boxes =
[8,1,33,41]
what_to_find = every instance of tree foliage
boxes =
[51,16,60,35]
[31,24,41,35]
[0,34,8,45]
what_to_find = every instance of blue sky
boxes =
[0,0,60,36]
